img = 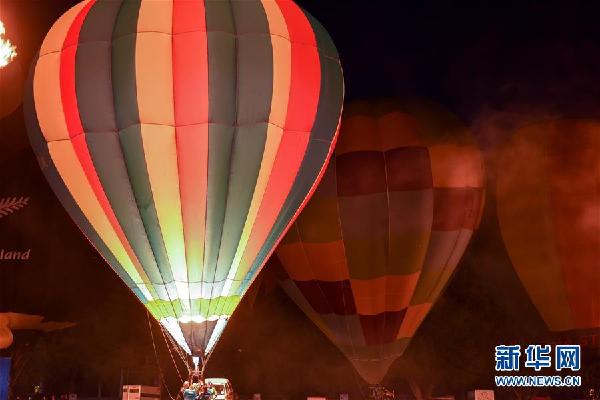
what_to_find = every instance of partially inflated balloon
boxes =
[0,315,12,349]
[0,313,74,350]
[276,100,485,384]
[497,120,600,332]
[25,0,343,363]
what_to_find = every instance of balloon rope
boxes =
[160,326,185,383]
[158,322,193,373]
[146,310,182,400]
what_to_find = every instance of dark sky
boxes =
[2,0,600,398]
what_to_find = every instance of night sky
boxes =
[1,1,600,399]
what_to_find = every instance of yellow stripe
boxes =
[140,124,189,311]
[136,0,174,126]
[221,0,292,297]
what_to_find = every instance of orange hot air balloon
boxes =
[497,120,600,333]
[276,99,485,384]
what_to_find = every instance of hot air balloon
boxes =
[497,120,600,334]
[25,0,343,375]
[276,99,485,384]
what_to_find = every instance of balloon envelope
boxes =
[276,99,485,384]
[497,120,600,332]
[25,0,343,360]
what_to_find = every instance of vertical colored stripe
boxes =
[203,0,236,298]
[136,0,175,126]
[112,0,142,129]
[35,1,90,143]
[173,0,209,316]
[140,124,189,309]
[60,0,93,140]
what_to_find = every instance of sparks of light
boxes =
[0,21,17,68]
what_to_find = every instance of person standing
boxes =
[181,382,197,400]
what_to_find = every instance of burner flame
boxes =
[0,21,17,68]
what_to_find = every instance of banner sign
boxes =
[0,357,11,400]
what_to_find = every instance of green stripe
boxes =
[146,296,241,320]
[210,0,273,321]
[204,0,236,286]
[118,126,175,285]
[112,0,141,129]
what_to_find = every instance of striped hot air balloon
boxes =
[497,120,600,333]
[276,99,485,384]
[25,0,343,370]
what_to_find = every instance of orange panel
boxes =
[34,54,68,142]
[378,112,424,150]
[303,241,349,281]
[336,114,379,155]
[351,274,420,315]
[276,243,314,282]
[429,144,484,188]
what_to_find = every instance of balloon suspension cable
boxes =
[160,325,193,371]
[158,323,192,376]
[200,356,209,381]
[146,310,182,400]
[160,328,184,383]
[190,354,210,381]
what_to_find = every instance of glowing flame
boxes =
[0,21,17,68]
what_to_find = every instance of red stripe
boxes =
[276,0,320,131]
[173,0,208,125]
[173,0,209,275]
[59,0,144,276]
[60,0,94,139]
